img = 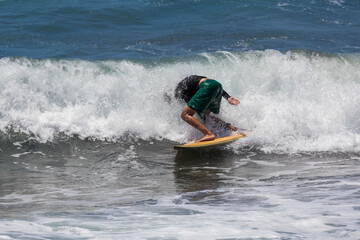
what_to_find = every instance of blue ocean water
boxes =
[1,0,359,59]
[1,1,360,239]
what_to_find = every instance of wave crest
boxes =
[1,50,359,153]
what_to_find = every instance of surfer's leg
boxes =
[181,106,215,142]
[204,110,238,132]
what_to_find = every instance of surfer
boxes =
[175,75,240,142]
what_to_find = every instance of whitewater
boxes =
[1,50,359,153]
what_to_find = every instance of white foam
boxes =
[0,51,359,153]
[11,152,31,158]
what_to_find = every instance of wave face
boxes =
[1,50,360,153]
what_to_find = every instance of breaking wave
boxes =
[1,50,360,153]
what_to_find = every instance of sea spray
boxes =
[0,50,359,153]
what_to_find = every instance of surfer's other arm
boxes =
[203,110,238,132]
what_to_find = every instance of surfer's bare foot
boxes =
[196,134,215,143]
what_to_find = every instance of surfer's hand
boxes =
[225,123,238,131]
[227,97,240,105]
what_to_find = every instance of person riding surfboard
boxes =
[175,75,240,142]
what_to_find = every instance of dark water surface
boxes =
[1,138,359,239]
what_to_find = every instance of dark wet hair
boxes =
[174,75,207,101]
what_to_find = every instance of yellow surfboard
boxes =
[174,132,248,150]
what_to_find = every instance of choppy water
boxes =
[1,0,360,239]
[1,0,359,59]
[1,140,360,239]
